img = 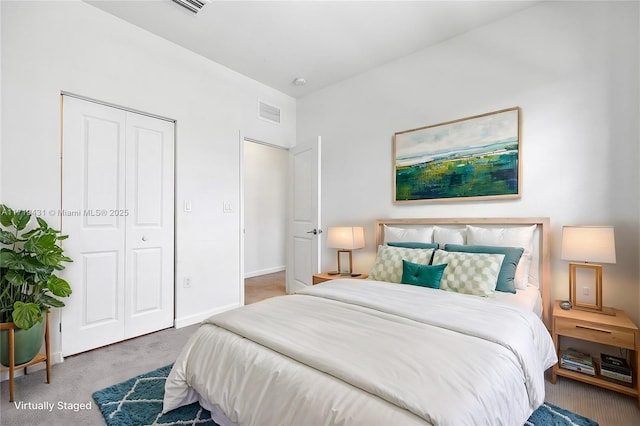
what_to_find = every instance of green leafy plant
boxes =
[0,204,72,330]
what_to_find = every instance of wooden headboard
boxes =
[375,217,551,328]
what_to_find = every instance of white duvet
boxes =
[164,279,557,425]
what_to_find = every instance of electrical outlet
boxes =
[184,277,192,288]
[583,286,589,296]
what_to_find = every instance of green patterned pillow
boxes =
[368,245,434,283]
[432,249,505,296]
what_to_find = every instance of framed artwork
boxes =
[393,107,521,203]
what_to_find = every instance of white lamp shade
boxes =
[561,226,616,264]
[327,226,365,250]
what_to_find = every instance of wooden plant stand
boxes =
[0,312,51,402]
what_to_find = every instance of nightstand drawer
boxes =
[555,317,635,349]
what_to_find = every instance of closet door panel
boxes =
[61,97,127,356]
[131,248,163,314]
[124,112,175,338]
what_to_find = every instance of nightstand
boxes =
[551,300,640,406]
[312,272,368,285]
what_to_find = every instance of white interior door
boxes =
[287,137,321,293]
[61,97,127,355]
[124,112,174,338]
[61,96,174,356]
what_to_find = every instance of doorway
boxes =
[242,139,288,302]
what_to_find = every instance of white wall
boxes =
[243,141,288,277]
[1,1,295,360]
[297,1,640,324]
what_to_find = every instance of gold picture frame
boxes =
[393,107,521,203]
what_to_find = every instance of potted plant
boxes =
[0,204,72,366]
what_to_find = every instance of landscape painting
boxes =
[394,107,520,203]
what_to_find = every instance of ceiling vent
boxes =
[258,101,281,125]
[171,0,210,14]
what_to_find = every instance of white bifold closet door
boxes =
[61,96,174,356]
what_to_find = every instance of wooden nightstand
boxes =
[312,272,369,285]
[551,300,640,406]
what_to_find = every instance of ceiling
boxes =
[87,1,539,98]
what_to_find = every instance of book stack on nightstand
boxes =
[600,353,632,384]
[560,348,595,376]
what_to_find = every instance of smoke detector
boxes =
[293,77,307,86]
[172,0,211,14]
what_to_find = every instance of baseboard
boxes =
[0,351,64,382]
[173,303,241,329]
[244,265,285,278]
[287,280,307,294]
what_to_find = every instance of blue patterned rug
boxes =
[93,364,599,426]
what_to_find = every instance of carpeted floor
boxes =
[93,364,600,426]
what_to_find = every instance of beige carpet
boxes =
[544,372,640,425]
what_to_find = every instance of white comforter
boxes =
[164,279,557,425]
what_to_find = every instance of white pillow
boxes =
[465,225,536,290]
[432,249,505,297]
[368,245,434,283]
[433,226,466,248]
[384,225,434,244]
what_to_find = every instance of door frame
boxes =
[238,133,289,304]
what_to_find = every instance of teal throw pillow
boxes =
[444,244,524,294]
[401,260,447,289]
[388,242,439,249]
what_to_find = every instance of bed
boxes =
[164,217,557,425]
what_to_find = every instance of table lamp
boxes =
[327,226,365,276]
[561,226,616,314]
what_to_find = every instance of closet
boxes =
[60,95,174,356]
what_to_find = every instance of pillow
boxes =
[384,225,434,244]
[431,249,505,297]
[401,260,447,289]
[466,225,536,290]
[388,241,439,249]
[368,245,434,283]
[444,244,523,294]
[433,226,466,248]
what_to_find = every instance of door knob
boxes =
[306,229,322,235]
[142,236,148,241]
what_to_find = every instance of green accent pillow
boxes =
[368,245,434,283]
[444,244,524,294]
[388,242,439,249]
[401,260,447,289]
[432,249,505,297]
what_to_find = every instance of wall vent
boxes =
[258,101,281,125]
[171,0,210,14]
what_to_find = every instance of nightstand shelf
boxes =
[312,272,368,285]
[551,301,639,406]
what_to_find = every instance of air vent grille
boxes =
[259,101,281,124]
[172,0,209,14]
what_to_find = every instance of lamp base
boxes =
[571,305,616,316]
